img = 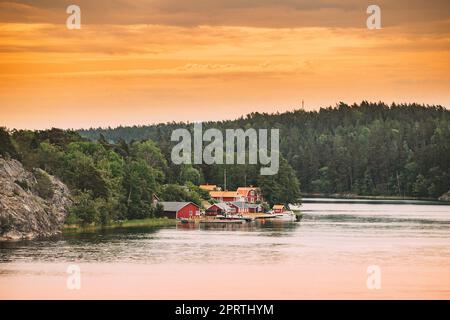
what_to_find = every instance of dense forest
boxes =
[0,126,299,225]
[1,102,449,225]
[78,102,450,199]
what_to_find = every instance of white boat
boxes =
[288,204,302,211]
[272,210,296,221]
[288,204,303,221]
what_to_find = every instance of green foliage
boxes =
[189,183,211,200]
[123,159,158,219]
[160,183,205,206]
[78,102,450,199]
[69,191,98,225]
[62,150,109,198]
[68,191,121,226]
[0,127,19,159]
[413,174,429,197]
[130,140,168,174]
[180,166,201,185]
[5,102,449,227]
[258,157,301,206]
[33,170,54,200]
[8,129,159,224]
[35,142,64,173]
[154,203,165,218]
[15,179,29,191]
[261,202,271,212]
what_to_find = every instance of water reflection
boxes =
[1,201,449,267]
[0,221,300,264]
[176,220,300,233]
[1,201,450,299]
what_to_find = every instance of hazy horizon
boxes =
[1,101,447,131]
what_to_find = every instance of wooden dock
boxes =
[199,219,244,224]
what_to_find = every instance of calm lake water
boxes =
[1,199,449,299]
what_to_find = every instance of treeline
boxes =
[0,128,300,225]
[79,102,450,198]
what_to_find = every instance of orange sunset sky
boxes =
[0,0,449,129]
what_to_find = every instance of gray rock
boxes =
[0,157,72,240]
[438,190,450,202]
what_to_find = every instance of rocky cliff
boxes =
[0,157,72,240]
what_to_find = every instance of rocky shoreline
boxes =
[0,157,72,240]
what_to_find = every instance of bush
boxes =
[153,203,164,217]
[33,170,54,199]
[0,127,19,159]
[64,212,80,225]
[15,179,29,191]
[69,191,98,225]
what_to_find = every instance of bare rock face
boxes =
[0,157,72,240]
[439,190,450,202]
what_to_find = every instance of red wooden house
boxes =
[205,203,233,216]
[159,202,200,219]
[237,187,261,203]
[247,203,262,213]
[209,191,244,202]
[227,201,249,214]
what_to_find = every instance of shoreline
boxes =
[63,217,177,233]
[301,194,450,205]
[301,193,444,201]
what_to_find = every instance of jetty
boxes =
[199,219,244,225]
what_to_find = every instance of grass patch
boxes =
[63,217,176,233]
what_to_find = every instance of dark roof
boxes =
[159,202,198,212]
[228,201,261,209]
[208,202,231,211]
[228,201,247,209]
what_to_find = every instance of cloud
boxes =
[0,1,449,129]
[1,0,449,28]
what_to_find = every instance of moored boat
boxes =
[288,204,303,221]
[288,203,302,212]
[272,210,296,222]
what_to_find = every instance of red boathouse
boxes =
[273,205,285,213]
[159,202,200,219]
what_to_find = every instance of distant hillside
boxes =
[78,102,450,198]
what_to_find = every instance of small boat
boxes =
[288,204,302,212]
[288,204,303,221]
[272,210,296,222]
